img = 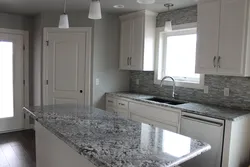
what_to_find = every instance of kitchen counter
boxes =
[24,104,211,167]
[107,92,250,121]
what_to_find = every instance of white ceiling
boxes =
[0,0,198,15]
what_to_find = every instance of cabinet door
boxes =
[195,0,220,74]
[120,19,132,70]
[130,113,178,133]
[218,0,247,76]
[130,17,144,71]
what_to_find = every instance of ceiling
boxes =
[0,0,198,15]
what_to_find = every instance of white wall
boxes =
[92,14,130,109]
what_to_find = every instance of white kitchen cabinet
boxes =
[119,10,157,71]
[195,0,220,74]
[196,0,250,76]
[106,97,129,119]
[130,113,178,133]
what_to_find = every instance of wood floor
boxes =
[0,130,36,167]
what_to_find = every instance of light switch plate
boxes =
[204,86,209,94]
[96,78,100,86]
[224,88,230,96]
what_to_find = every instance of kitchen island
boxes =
[23,104,211,167]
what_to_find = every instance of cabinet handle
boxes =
[108,100,113,103]
[119,103,125,106]
[213,56,216,68]
[217,56,221,68]
[130,57,132,65]
[127,57,129,66]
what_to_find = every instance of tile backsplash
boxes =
[130,5,250,109]
[130,71,250,109]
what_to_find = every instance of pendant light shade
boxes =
[58,0,69,29]
[59,14,69,29]
[164,21,172,32]
[88,0,102,20]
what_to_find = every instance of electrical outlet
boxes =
[136,79,140,85]
[224,88,230,96]
[204,86,209,94]
[96,78,100,86]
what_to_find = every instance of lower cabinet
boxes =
[130,113,178,133]
[106,95,181,133]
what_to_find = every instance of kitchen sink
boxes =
[145,97,186,105]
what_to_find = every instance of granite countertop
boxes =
[24,104,211,167]
[107,92,250,121]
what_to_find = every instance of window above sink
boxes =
[154,23,204,89]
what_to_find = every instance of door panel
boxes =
[195,0,220,74]
[120,20,131,70]
[48,31,87,106]
[218,0,247,75]
[0,33,24,132]
[130,17,144,70]
[54,42,79,91]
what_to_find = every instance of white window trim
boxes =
[154,23,204,89]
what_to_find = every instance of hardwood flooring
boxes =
[0,130,36,167]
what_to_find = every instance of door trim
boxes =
[43,27,92,106]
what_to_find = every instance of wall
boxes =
[32,12,130,108]
[92,14,130,109]
[130,5,250,109]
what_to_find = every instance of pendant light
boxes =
[164,3,174,32]
[59,0,69,29]
[88,0,102,20]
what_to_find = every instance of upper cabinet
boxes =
[119,10,157,71]
[196,0,250,76]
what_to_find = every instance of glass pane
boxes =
[0,41,14,118]
[165,34,200,81]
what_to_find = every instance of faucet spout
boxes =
[160,76,176,98]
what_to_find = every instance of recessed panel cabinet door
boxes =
[130,17,144,71]
[120,19,132,70]
[195,0,220,74]
[218,0,248,76]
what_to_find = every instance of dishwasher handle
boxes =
[182,115,223,127]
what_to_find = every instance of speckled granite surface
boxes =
[107,92,250,121]
[24,104,211,167]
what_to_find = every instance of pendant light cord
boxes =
[63,0,67,14]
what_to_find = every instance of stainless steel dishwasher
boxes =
[180,112,224,167]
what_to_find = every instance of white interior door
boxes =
[0,33,24,132]
[46,29,91,106]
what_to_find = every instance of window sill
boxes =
[154,79,204,90]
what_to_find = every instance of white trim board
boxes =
[42,27,92,106]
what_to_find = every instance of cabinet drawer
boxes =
[129,102,180,125]
[117,100,129,110]
[106,97,117,107]
[130,113,178,133]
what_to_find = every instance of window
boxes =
[155,24,204,89]
[0,42,14,118]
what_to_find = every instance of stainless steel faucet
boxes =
[160,76,176,98]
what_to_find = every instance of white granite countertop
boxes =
[107,92,250,121]
[23,104,211,167]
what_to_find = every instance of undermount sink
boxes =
[145,97,186,105]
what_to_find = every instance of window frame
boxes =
[154,23,204,89]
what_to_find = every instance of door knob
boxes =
[80,90,83,93]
